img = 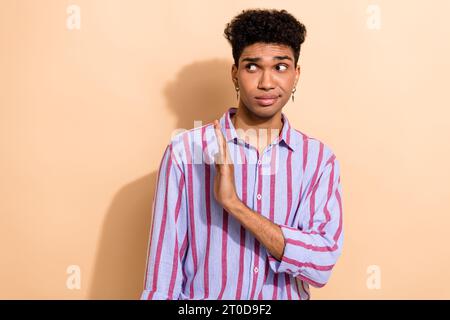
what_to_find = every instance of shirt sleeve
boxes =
[140,143,188,300]
[267,154,344,288]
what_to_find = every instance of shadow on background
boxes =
[88,59,235,299]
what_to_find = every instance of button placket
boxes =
[246,148,262,298]
[256,152,264,202]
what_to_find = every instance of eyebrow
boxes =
[241,55,293,63]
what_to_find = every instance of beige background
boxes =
[1,0,450,299]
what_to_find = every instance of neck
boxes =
[231,103,284,150]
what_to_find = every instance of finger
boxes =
[214,119,234,165]
[213,152,221,169]
[213,120,226,163]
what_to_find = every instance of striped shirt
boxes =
[141,107,344,300]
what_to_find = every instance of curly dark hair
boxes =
[224,9,307,67]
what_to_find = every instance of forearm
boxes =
[224,199,285,261]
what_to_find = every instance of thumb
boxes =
[214,150,225,164]
[214,152,221,169]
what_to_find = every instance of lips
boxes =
[255,95,279,106]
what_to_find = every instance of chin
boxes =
[247,102,283,119]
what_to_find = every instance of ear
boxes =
[231,64,238,87]
[294,64,301,87]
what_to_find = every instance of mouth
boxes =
[255,95,280,107]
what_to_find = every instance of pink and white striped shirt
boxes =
[141,107,344,300]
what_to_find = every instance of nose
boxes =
[257,70,275,90]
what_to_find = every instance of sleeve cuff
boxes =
[267,225,330,288]
[267,225,309,275]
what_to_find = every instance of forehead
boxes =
[240,42,294,60]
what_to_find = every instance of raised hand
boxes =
[213,120,239,209]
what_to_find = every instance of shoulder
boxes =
[291,128,340,170]
[167,122,217,166]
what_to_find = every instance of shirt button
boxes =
[256,194,262,200]
[254,267,259,273]
[257,159,262,166]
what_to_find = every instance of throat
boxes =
[231,112,282,155]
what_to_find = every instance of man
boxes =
[141,8,343,300]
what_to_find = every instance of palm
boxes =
[213,120,238,208]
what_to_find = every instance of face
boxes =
[231,42,300,119]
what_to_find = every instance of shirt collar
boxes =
[219,107,297,151]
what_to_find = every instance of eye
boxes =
[276,64,288,71]
[245,63,258,72]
